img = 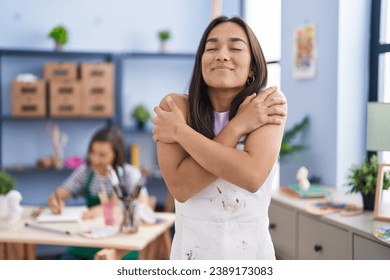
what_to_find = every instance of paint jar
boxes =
[120,200,139,234]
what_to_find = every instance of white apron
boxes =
[170,136,277,260]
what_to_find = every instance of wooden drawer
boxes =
[298,214,350,259]
[353,234,390,259]
[269,202,296,259]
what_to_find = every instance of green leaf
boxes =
[48,25,68,45]
[158,30,170,41]
[280,116,309,161]
[0,170,16,195]
[131,104,151,123]
[344,154,390,195]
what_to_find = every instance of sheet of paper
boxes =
[36,206,87,223]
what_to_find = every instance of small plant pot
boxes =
[160,41,168,53]
[137,121,145,131]
[362,193,375,211]
[54,42,64,51]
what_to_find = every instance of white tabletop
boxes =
[0,206,175,251]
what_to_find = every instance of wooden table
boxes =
[0,206,175,260]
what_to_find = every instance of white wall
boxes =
[0,0,372,190]
[0,0,240,52]
[337,0,370,188]
[280,0,370,187]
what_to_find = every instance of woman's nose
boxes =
[215,47,230,61]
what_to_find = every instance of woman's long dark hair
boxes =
[87,126,126,169]
[188,16,268,139]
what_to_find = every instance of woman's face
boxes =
[89,141,115,176]
[201,22,252,93]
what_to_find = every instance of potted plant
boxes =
[48,25,68,51]
[0,170,15,197]
[280,116,310,162]
[0,170,16,219]
[158,30,171,53]
[345,154,390,210]
[272,116,309,190]
[131,104,151,130]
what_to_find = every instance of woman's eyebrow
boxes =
[230,37,247,44]
[205,37,247,45]
[206,38,218,43]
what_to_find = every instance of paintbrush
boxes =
[108,166,122,199]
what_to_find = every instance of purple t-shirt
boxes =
[213,111,229,135]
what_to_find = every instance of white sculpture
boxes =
[296,166,310,191]
[0,190,23,228]
[47,123,68,169]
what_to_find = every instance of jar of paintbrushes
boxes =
[107,166,144,234]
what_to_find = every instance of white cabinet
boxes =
[269,188,390,260]
[268,202,297,259]
[297,214,350,259]
[353,234,390,259]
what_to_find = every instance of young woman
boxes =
[48,126,141,259]
[152,16,287,260]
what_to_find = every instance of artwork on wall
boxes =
[293,24,316,79]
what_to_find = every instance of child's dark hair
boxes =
[87,126,125,169]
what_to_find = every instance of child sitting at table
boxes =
[47,126,142,260]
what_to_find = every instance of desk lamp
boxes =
[367,102,390,221]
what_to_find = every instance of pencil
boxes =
[25,222,71,236]
[31,207,44,218]
[54,190,62,214]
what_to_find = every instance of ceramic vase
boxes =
[160,41,168,53]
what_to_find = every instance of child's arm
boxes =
[48,186,71,214]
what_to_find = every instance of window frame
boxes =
[369,0,390,102]
[369,0,390,161]
[242,0,281,87]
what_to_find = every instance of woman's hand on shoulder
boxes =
[231,86,287,135]
[152,93,189,144]
[159,93,189,114]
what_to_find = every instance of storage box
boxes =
[12,81,46,117]
[44,62,78,81]
[80,62,114,82]
[81,80,114,117]
[49,80,82,117]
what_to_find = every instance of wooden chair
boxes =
[138,192,174,260]
[0,243,35,260]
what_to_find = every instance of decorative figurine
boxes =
[296,166,310,191]
[47,123,68,169]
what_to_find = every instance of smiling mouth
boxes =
[212,66,234,71]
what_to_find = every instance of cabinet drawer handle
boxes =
[314,244,323,252]
[269,223,277,230]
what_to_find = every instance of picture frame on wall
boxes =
[293,24,316,79]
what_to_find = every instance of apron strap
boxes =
[85,171,100,208]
